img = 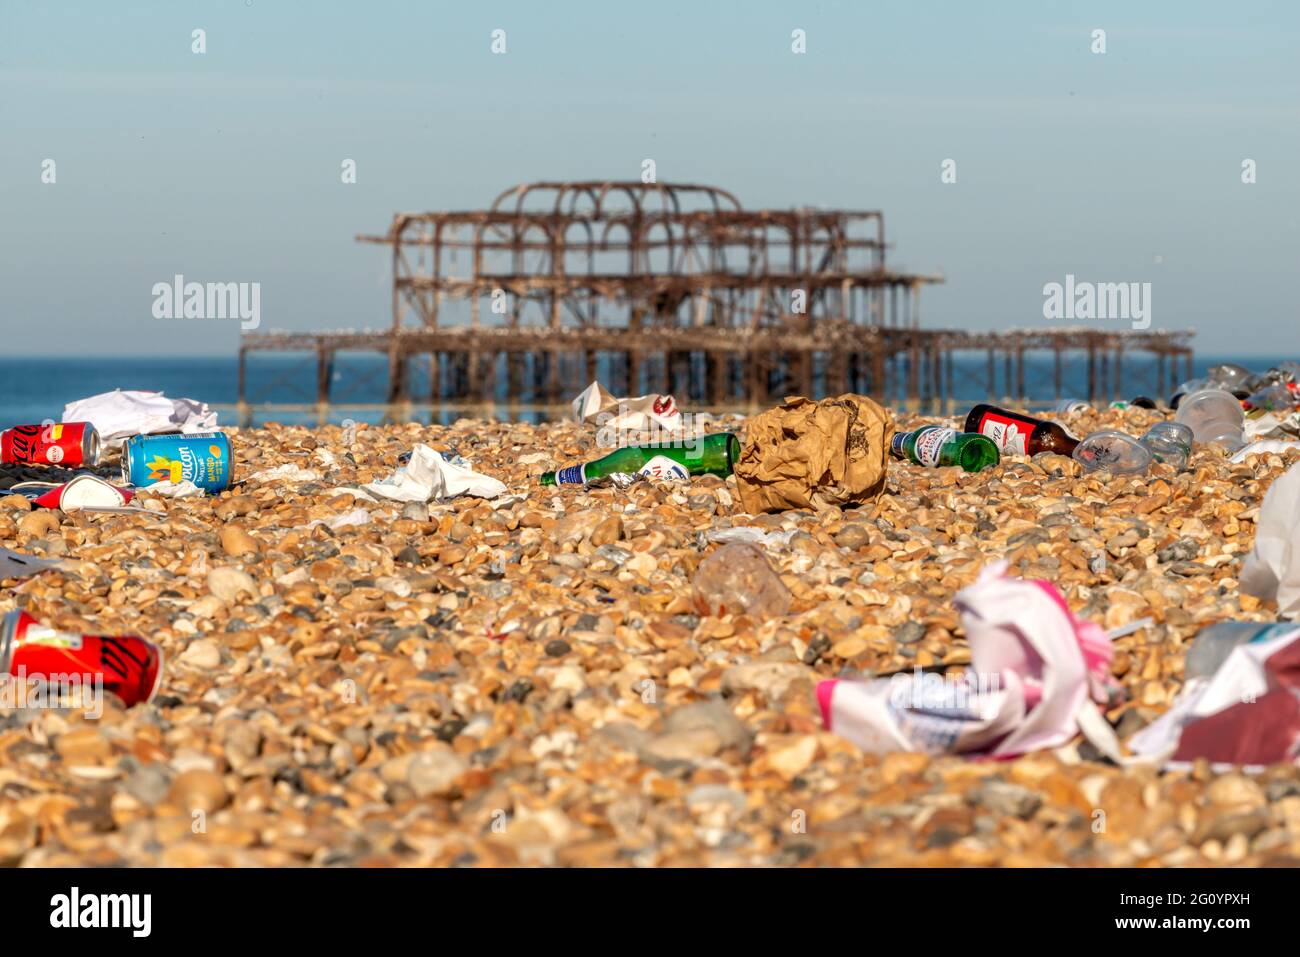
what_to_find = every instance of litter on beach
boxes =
[361,443,508,502]
[61,389,217,447]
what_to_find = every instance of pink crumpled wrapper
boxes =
[817,561,1118,758]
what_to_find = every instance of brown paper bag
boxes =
[734,394,894,513]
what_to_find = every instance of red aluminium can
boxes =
[0,422,101,468]
[0,610,162,707]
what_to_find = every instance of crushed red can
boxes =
[0,610,162,707]
[0,422,100,468]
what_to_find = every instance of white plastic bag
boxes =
[62,389,217,447]
[1240,459,1300,616]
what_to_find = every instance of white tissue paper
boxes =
[360,444,507,502]
[145,479,204,499]
[249,464,322,483]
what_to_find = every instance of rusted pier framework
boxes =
[237,181,1193,419]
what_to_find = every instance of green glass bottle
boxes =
[540,432,741,486]
[891,426,1000,473]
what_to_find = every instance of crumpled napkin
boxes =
[62,389,217,447]
[360,444,507,502]
[145,479,204,499]
[249,464,323,483]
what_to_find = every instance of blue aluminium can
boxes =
[122,432,233,493]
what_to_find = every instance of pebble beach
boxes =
[1,404,1297,868]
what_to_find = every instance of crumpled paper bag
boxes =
[360,444,507,502]
[734,394,893,513]
[1241,459,1300,616]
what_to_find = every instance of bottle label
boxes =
[555,465,586,485]
[914,427,956,467]
[976,411,1028,456]
[638,455,688,480]
[890,432,906,457]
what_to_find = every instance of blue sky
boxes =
[1,0,1296,355]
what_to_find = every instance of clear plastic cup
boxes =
[1143,421,1193,445]
[1206,363,1254,393]
[1140,421,1193,470]
[1072,430,1153,475]
[1174,388,1245,446]
[1175,377,1210,395]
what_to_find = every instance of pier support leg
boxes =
[483,352,497,420]
[506,352,522,407]
[745,350,762,415]
[624,349,639,398]
[706,351,725,408]
[237,347,251,428]
[316,349,334,427]
[547,348,560,405]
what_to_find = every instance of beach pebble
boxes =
[1,407,1292,867]
[169,769,229,814]
[206,567,257,604]
[18,511,59,538]
[220,525,260,557]
[179,639,221,670]
[406,748,467,799]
